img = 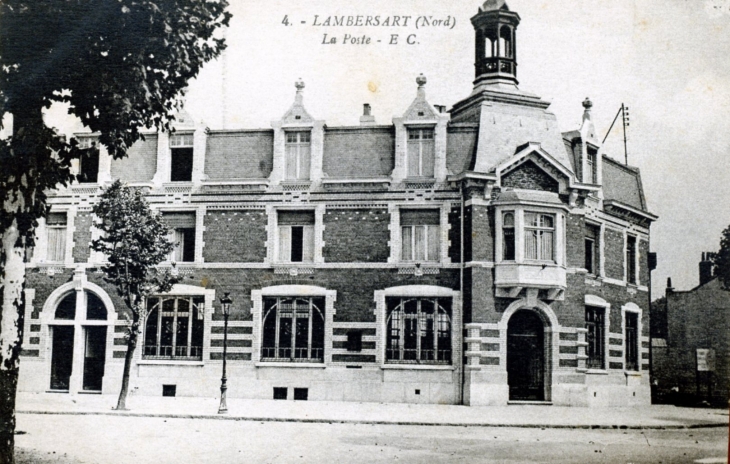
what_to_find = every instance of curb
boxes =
[17,410,728,430]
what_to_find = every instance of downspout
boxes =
[459,183,466,405]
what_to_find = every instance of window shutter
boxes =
[414,226,426,261]
[278,226,292,262]
[422,140,435,177]
[285,145,297,179]
[47,227,66,262]
[299,144,311,180]
[301,225,315,262]
[401,227,413,260]
[407,142,420,177]
[427,225,440,261]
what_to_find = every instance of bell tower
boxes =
[472,0,520,87]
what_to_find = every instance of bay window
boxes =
[524,212,555,261]
[502,212,515,260]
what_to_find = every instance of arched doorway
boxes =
[48,290,110,392]
[507,310,545,401]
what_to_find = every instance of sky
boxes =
[45,0,730,298]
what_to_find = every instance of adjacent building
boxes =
[18,0,656,406]
[652,254,729,407]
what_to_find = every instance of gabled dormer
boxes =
[152,108,207,189]
[269,79,325,190]
[391,74,450,186]
[564,98,603,190]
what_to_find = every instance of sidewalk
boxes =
[16,391,729,430]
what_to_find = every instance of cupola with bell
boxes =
[471,0,520,86]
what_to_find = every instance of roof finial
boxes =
[294,78,305,104]
[582,97,593,121]
[416,73,427,98]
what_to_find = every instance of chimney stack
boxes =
[699,252,715,286]
[360,103,376,126]
[434,105,446,113]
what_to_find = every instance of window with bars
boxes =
[169,133,194,182]
[585,223,600,275]
[143,296,205,360]
[161,212,196,262]
[585,306,605,369]
[524,212,555,261]
[625,312,639,371]
[400,209,440,262]
[262,297,325,362]
[502,212,516,261]
[385,297,452,364]
[285,131,311,180]
[278,210,315,263]
[76,137,99,183]
[46,212,67,262]
[626,235,637,284]
[407,128,435,178]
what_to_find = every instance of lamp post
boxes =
[218,292,233,414]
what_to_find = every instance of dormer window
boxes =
[524,212,555,262]
[169,134,194,182]
[76,137,99,183]
[587,148,598,184]
[407,128,434,178]
[285,131,311,180]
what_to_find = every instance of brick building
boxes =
[652,254,729,407]
[18,0,656,406]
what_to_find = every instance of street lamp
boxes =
[218,292,233,414]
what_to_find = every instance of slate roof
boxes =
[205,130,274,179]
[322,126,394,178]
[601,156,646,211]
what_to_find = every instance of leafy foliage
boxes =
[1,0,231,157]
[712,225,730,289]
[91,180,178,313]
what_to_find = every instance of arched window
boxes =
[499,26,512,58]
[485,37,495,58]
[86,292,107,320]
[262,297,325,362]
[143,296,205,360]
[386,297,451,364]
[55,293,76,320]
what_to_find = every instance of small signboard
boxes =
[696,348,716,372]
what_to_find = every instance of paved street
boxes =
[14,414,728,464]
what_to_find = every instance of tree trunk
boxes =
[115,313,139,411]
[0,223,26,464]
[0,105,44,464]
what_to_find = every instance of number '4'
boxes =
[282,15,290,26]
